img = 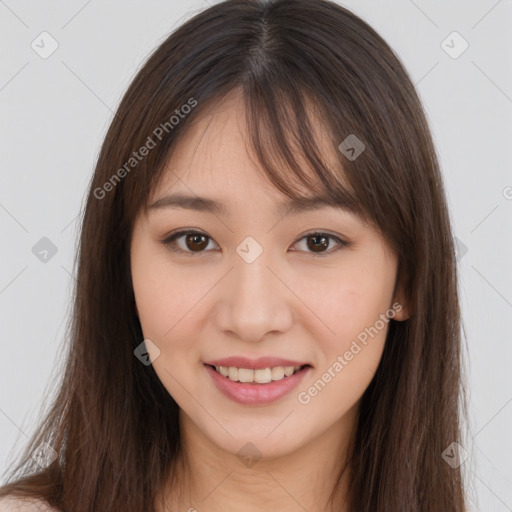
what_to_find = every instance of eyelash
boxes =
[160,230,350,257]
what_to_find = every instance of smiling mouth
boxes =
[204,364,311,384]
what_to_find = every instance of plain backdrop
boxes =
[1,1,511,510]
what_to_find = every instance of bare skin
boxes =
[130,90,409,512]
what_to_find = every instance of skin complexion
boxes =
[130,91,409,512]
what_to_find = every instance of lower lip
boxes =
[204,364,311,405]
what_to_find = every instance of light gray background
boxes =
[1,1,511,510]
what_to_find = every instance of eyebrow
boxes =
[148,193,355,217]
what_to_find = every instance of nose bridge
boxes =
[234,246,272,299]
[216,240,293,342]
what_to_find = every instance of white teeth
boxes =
[213,365,304,383]
[254,368,272,383]
[238,368,254,382]
[228,367,238,381]
[284,366,295,377]
[271,366,284,380]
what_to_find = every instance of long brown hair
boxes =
[0,0,469,510]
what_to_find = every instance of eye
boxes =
[161,230,219,255]
[291,232,349,256]
[160,230,350,256]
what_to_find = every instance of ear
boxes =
[391,273,410,322]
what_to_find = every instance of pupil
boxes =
[307,235,328,252]
[186,234,208,251]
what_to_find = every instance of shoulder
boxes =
[0,496,59,512]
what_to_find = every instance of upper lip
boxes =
[204,356,311,370]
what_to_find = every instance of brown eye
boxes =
[185,233,209,251]
[162,230,217,255]
[306,234,330,252]
[292,232,348,256]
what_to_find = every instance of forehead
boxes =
[149,89,350,208]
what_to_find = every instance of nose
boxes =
[213,250,294,343]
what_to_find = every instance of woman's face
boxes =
[130,92,408,459]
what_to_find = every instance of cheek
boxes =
[132,263,174,339]
[131,261,205,400]
[131,243,190,342]
[295,273,392,416]
[298,259,395,348]
[131,252,218,356]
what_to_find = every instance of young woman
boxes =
[0,0,469,510]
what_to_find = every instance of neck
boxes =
[157,405,357,512]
